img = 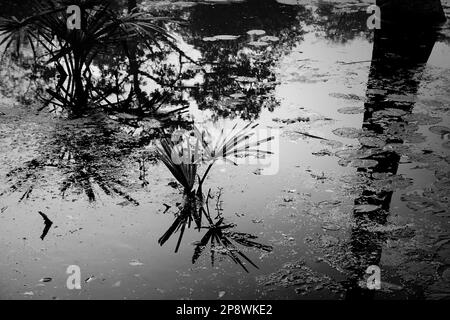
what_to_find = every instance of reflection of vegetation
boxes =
[0,0,176,117]
[1,117,159,203]
[158,192,202,252]
[314,2,373,43]
[164,0,308,121]
[159,188,272,271]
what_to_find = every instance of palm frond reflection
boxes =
[159,189,273,272]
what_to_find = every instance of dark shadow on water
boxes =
[343,22,440,299]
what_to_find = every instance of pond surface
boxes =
[0,0,450,300]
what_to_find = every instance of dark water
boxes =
[0,0,450,300]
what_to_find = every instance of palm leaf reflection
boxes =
[192,220,273,273]
[1,118,155,204]
[159,189,272,272]
[158,194,202,253]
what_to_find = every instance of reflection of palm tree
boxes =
[344,22,439,299]
[159,189,273,271]
[158,192,202,252]
[0,0,179,117]
[1,115,157,204]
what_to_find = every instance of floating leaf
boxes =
[332,127,362,139]
[337,107,364,114]
[320,140,343,149]
[358,136,386,148]
[429,126,450,136]
[247,29,266,36]
[403,113,442,125]
[348,159,378,168]
[373,108,407,118]
[260,36,279,42]
[248,41,269,47]
[203,35,240,41]
[354,204,381,213]
[329,93,364,101]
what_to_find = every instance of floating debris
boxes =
[256,259,342,295]
[312,149,333,157]
[273,116,310,124]
[293,131,327,140]
[129,259,144,266]
[38,211,53,241]
[234,76,257,83]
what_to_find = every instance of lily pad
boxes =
[403,113,442,125]
[320,140,343,149]
[354,204,381,213]
[358,136,386,148]
[129,259,144,266]
[401,193,446,214]
[248,41,269,47]
[203,35,240,41]
[373,108,408,118]
[332,127,362,139]
[429,126,450,135]
[247,29,266,36]
[260,36,279,42]
[348,159,378,168]
[329,93,364,101]
[337,107,364,114]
